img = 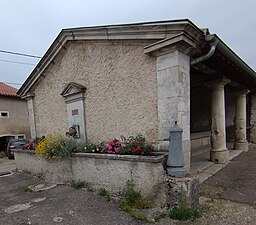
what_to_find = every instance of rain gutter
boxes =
[191,34,256,86]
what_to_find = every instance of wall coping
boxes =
[14,150,166,163]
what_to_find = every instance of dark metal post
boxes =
[167,121,186,177]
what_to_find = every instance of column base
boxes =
[167,166,186,178]
[210,149,229,164]
[234,141,248,152]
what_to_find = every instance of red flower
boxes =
[131,141,135,145]
[150,151,154,155]
[137,146,141,151]
[114,147,119,153]
[139,141,143,145]
[141,152,145,155]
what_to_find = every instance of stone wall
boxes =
[191,131,211,152]
[15,150,166,205]
[32,40,158,143]
[0,96,30,138]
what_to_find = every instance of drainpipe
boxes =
[191,35,218,65]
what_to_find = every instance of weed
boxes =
[200,190,221,200]
[169,201,201,221]
[129,211,149,222]
[154,213,167,222]
[98,188,111,202]
[119,175,152,222]
[0,152,5,158]
[69,180,94,191]
[121,179,141,206]
[23,186,33,192]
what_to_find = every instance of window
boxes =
[0,111,9,118]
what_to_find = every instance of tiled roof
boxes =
[0,82,18,96]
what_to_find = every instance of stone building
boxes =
[17,19,256,171]
[0,82,30,150]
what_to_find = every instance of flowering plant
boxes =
[34,133,155,160]
[35,133,76,160]
[82,134,155,156]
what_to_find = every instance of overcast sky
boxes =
[0,0,255,88]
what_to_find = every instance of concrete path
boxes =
[0,171,146,225]
[201,147,256,207]
[0,157,16,176]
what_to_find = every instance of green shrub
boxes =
[169,201,201,221]
[119,176,152,222]
[120,177,152,209]
[98,188,111,202]
[69,180,93,191]
[120,179,141,207]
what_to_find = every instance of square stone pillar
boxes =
[156,50,190,171]
[144,34,197,172]
[23,93,37,138]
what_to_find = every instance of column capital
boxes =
[144,33,196,57]
[232,89,250,96]
[21,92,35,100]
[205,77,231,89]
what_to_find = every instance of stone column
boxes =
[23,93,36,138]
[234,90,249,151]
[207,78,230,164]
[156,50,191,171]
[250,93,256,143]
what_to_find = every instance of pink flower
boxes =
[141,152,145,155]
[131,141,135,145]
[139,141,143,145]
[107,143,112,150]
[137,146,141,151]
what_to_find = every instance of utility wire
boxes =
[0,49,42,59]
[0,59,36,66]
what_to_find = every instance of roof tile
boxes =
[0,82,18,96]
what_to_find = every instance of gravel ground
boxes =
[155,189,256,225]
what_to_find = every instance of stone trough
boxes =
[14,150,199,208]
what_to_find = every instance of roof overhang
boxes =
[17,19,256,97]
[17,19,203,97]
[192,34,256,90]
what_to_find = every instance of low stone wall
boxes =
[15,150,199,208]
[14,150,73,182]
[14,150,167,204]
[191,131,211,152]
